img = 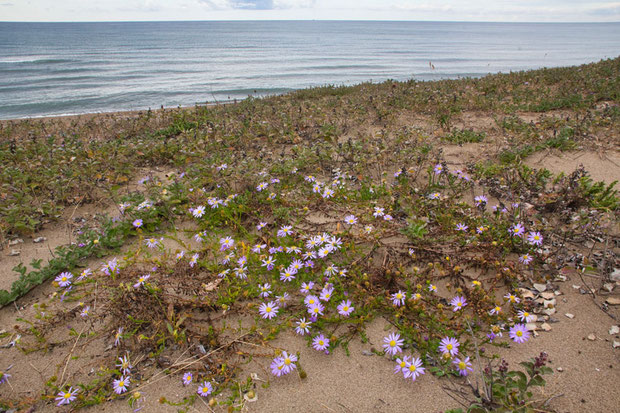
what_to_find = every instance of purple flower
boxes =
[527,231,543,246]
[116,355,132,375]
[132,219,143,228]
[517,310,535,323]
[434,163,443,175]
[182,372,193,386]
[261,256,276,271]
[55,272,73,288]
[259,283,272,298]
[55,387,78,406]
[259,301,279,320]
[307,302,325,317]
[391,290,406,307]
[277,225,293,237]
[337,300,354,317]
[383,332,404,357]
[403,357,425,381]
[453,357,473,376]
[113,376,130,394]
[280,267,297,282]
[114,327,124,347]
[344,214,357,225]
[511,223,525,237]
[455,223,468,232]
[312,334,329,351]
[273,351,297,376]
[192,205,206,218]
[295,318,312,335]
[394,355,410,374]
[474,195,488,206]
[450,296,467,312]
[0,370,11,385]
[133,274,150,289]
[319,286,334,301]
[197,381,213,397]
[219,236,234,251]
[509,323,530,344]
[300,281,314,294]
[439,337,460,357]
[519,253,533,265]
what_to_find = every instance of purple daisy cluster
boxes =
[270,351,298,377]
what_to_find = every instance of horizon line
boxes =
[1,19,619,24]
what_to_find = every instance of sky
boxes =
[1,0,619,22]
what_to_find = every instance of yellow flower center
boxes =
[400,361,406,368]
[64,393,71,399]
[447,344,453,350]
[516,330,523,337]
[203,387,209,392]
[343,306,349,311]
[389,340,396,347]
[119,381,125,387]
[284,358,291,365]
[319,340,324,345]
[458,362,466,370]
[62,277,67,282]
[266,307,272,312]
[409,365,416,372]
[523,312,529,317]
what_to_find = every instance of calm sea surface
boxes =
[0,21,619,119]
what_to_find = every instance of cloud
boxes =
[197,0,314,10]
[273,0,316,8]
[230,0,274,9]
[0,2,14,6]
[587,2,620,15]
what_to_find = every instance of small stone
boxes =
[609,326,619,335]
[8,249,20,256]
[611,268,620,282]
[554,290,562,296]
[603,283,615,293]
[8,238,23,246]
[541,292,555,300]
[557,367,564,372]
[526,323,538,331]
[541,323,552,331]
[572,285,581,289]
[534,283,547,292]
[33,236,47,243]
[543,308,556,316]
[614,341,620,349]
[606,298,620,306]
[543,299,556,308]
[587,333,596,341]
[519,288,535,299]
[548,317,560,323]
[565,313,575,319]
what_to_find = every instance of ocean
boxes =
[0,21,618,120]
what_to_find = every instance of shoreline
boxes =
[0,99,238,125]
